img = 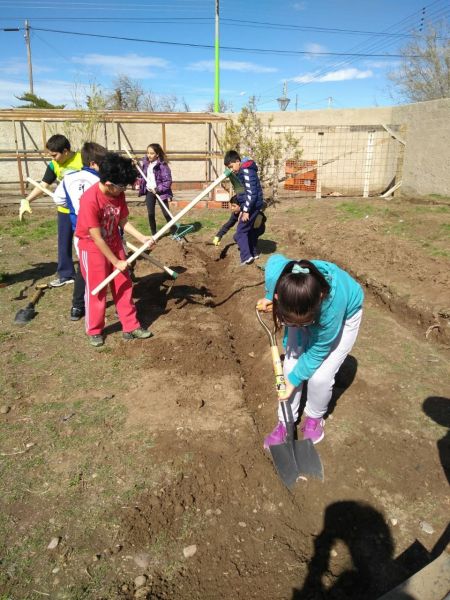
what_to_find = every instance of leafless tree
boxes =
[388,20,449,102]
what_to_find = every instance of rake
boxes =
[124,147,194,242]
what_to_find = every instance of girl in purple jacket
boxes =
[138,143,173,235]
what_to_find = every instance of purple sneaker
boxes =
[263,422,287,450]
[301,417,325,444]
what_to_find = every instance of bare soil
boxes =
[0,194,449,600]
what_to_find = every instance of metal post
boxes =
[24,20,34,95]
[214,0,220,113]
[316,132,324,199]
[161,123,166,151]
[363,130,375,198]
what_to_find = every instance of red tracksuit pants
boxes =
[79,243,140,336]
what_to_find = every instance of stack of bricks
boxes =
[284,159,317,192]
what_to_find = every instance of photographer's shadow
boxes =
[292,501,413,599]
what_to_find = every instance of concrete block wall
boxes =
[248,98,449,197]
[0,98,448,198]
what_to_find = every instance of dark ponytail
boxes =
[272,260,330,330]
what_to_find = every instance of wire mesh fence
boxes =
[275,124,405,198]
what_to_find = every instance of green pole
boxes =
[214,0,220,113]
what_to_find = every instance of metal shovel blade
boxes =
[270,440,301,489]
[294,438,324,481]
[14,304,36,325]
[270,438,324,489]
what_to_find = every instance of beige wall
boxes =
[241,98,449,197]
[0,98,448,198]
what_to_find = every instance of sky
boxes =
[0,0,448,112]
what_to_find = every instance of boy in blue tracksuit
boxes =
[257,254,364,446]
[223,150,264,265]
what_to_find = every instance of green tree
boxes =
[221,97,302,204]
[388,20,450,102]
[14,92,65,109]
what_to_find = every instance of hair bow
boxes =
[292,264,309,274]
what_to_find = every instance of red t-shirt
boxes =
[75,182,128,251]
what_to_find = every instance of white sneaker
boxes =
[49,277,74,288]
[240,257,254,266]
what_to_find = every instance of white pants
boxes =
[279,309,363,421]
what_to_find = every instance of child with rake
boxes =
[138,143,174,235]
[19,134,83,287]
[257,255,363,446]
[75,152,155,347]
[53,141,107,322]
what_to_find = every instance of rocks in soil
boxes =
[183,544,197,558]
[134,575,148,588]
[133,553,151,569]
[419,521,434,534]
[0,405,11,414]
[47,537,60,550]
[135,588,151,599]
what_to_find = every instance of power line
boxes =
[24,27,420,58]
[0,14,439,38]
[257,0,448,105]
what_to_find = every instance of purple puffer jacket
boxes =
[138,157,173,201]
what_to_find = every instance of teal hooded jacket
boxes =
[264,254,364,387]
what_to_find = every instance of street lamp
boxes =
[277,81,290,111]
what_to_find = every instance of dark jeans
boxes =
[72,264,85,310]
[57,211,76,279]
[145,191,172,235]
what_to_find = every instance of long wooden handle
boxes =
[270,343,287,399]
[124,148,174,219]
[126,242,177,279]
[26,177,55,198]
[91,170,230,295]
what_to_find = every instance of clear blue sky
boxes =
[0,0,448,111]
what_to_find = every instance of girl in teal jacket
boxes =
[257,254,364,446]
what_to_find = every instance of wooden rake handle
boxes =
[124,148,174,219]
[26,177,55,198]
[126,241,178,279]
[91,170,230,296]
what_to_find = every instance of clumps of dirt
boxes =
[278,219,450,346]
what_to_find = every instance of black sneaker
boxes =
[70,307,85,321]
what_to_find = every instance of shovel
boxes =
[14,284,48,325]
[256,307,324,488]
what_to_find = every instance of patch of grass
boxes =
[412,204,450,214]
[4,219,57,242]
[128,214,149,232]
[335,201,377,220]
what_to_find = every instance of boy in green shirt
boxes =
[19,134,83,287]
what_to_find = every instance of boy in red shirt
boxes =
[75,152,155,347]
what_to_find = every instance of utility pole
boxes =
[214,0,220,113]
[3,22,34,94]
[24,20,34,94]
[295,94,298,111]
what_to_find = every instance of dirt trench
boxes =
[111,238,430,600]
